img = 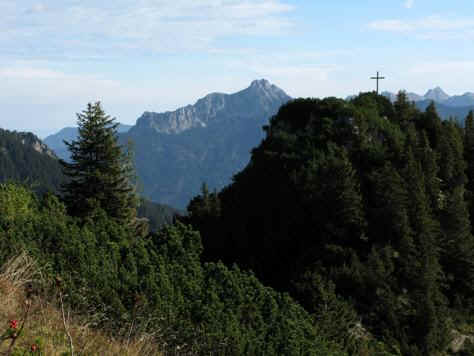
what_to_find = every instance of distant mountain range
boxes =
[43,79,290,209]
[44,123,132,161]
[415,100,474,124]
[380,87,474,107]
[379,87,474,122]
[122,79,291,208]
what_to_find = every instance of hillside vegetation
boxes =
[0,127,179,231]
[0,103,350,355]
[0,183,347,355]
[3,94,474,355]
[0,252,162,355]
[184,92,474,355]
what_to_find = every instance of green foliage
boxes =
[0,182,344,355]
[185,93,474,355]
[136,198,181,232]
[7,93,474,354]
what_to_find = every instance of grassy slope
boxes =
[0,252,163,356]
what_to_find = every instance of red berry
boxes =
[9,320,18,329]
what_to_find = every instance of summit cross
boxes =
[370,71,385,94]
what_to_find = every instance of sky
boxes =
[1,0,474,137]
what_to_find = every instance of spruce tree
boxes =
[403,144,448,354]
[418,131,441,214]
[365,163,418,347]
[439,185,474,311]
[60,102,139,226]
[464,111,474,230]
[394,91,417,126]
[418,102,443,150]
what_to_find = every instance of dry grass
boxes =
[0,252,163,356]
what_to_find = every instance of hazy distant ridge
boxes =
[381,87,474,107]
[44,124,132,161]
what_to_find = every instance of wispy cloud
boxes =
[0,0,294,60]
[403,0,414,9]
[368,15,474,39]
[0,60,241,134]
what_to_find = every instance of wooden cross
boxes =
[370,71,385,94]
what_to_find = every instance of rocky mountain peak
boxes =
[424,87,450,102]
[133,80,291,135]
[250,79,271,89]
[248,79,285,96]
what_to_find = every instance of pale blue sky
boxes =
[1,0,474,136]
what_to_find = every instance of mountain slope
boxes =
[445,92,474,107]
[0,127,177,229]
[0,128,63,192]
[122,79,291,208]
[415,100,474,123]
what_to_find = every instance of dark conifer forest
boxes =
[184,92,474,355]
[1,94,474,355]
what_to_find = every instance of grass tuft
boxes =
[0,252,163,356]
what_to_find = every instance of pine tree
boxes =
[418,131,441,214]
[366,162,420,348]
[464,111,474,230]
[60,102,139,226]
[438,121,466,192]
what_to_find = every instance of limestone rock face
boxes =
[132,79,291,135]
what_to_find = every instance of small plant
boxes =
[1,315,44,355]
[1,317,24,355]
[0,293,34,355]
[1,319,20,341]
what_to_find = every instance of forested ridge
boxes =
[184,92,474,355]
[0,129,63,193]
